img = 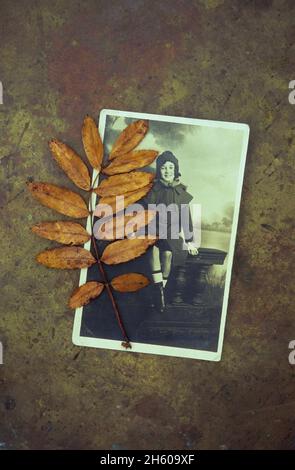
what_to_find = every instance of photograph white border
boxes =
[72,109,250,361]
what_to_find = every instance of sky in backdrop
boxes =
[103,115,245,227]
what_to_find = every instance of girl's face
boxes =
[160,161,175,183]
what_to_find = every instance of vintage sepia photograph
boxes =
[73,109,249,361]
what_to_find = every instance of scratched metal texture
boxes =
[0,0,294,450]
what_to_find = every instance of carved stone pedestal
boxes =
[136,247,227,351]
[169,248,227,309]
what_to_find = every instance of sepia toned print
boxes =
[73,109,249,361]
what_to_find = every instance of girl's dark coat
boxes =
[142,179,194,266]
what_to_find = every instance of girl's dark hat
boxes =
[156,151,181,179]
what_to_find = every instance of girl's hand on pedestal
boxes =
[187,242,199,256]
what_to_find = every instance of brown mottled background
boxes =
[0,0,294,450]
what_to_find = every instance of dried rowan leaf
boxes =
[82,115,103,170]
[49,139,91,191]
[94,171,154,197]
[103,150,158,175]
[111,273,150,292]
[94,209,156,240]
[110,120,148,160]
[36,246,96,269]
[31,221,91,245]
[101,237,156,265]
[69,281,104,309]
[27,182,89,218]
[96,184,152,215]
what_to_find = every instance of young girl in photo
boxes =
[143,151,198,312]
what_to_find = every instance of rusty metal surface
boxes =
[0,0,294,449]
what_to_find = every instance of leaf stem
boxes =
[91,234,131,347]
[89,171,131,348]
